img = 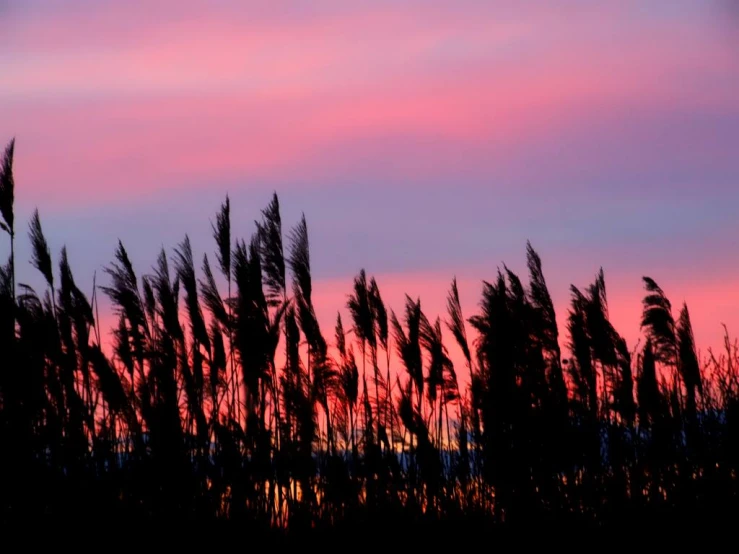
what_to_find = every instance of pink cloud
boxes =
[5,34,735,210]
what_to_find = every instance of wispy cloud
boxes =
[1,0,738,354]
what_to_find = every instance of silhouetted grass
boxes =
[1,137,739,534]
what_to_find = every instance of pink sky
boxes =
[2,0,739,380]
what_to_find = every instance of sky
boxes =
[2,0,739,379]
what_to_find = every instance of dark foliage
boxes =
[1,138,738,534]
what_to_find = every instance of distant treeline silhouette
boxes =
[1,137,738,533]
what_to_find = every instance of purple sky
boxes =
[2,0,739,373]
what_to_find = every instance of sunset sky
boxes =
[2,0,739,374]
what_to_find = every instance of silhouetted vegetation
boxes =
[1,138,738,535]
